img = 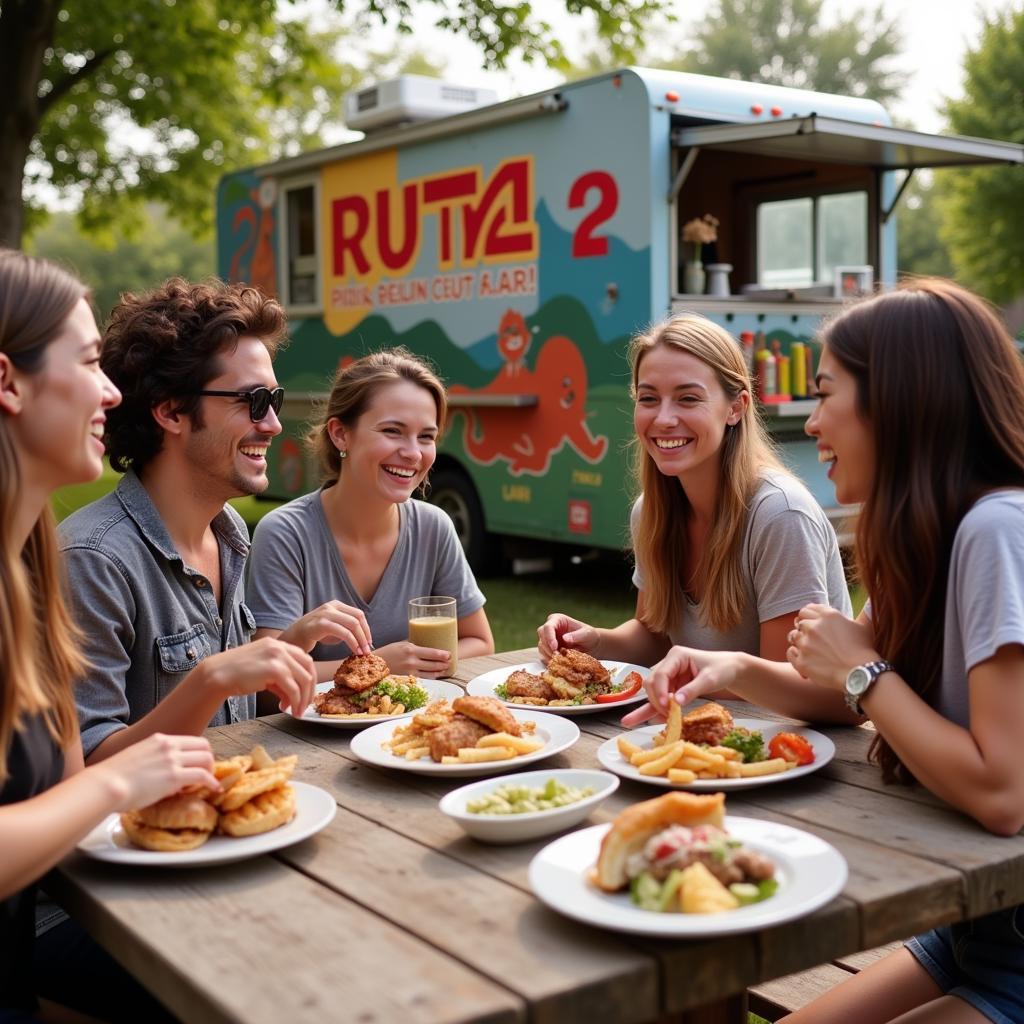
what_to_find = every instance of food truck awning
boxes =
[671,116,1024,169]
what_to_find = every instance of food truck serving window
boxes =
[757,190,867,288]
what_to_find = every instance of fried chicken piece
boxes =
[681,702,733,746]
[505,669,556,702]
[547,648,610,687]
[452,695,521,736]
[313,689,362,716]
[427,715,490,761]
[333,653,390,693]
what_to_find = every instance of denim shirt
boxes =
[59,470,256,758]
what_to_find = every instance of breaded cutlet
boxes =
[452,695,522,736]
[427,715,490,761]
[505,669,556,701]
[334,653,390,693]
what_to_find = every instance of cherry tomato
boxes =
[595,672,643,703]
[768,732,815,766]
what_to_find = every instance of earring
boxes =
[337,448,347,459]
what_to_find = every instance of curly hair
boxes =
[101,278,287,472]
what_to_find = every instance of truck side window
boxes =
[285,184,318,307]
[756,191,867,288]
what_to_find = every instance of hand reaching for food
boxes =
[537,613,601,663]
[92,733,218,813]
[621,646,743,728]
[278,600,373,656]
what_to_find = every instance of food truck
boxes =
[217,68,1023,568]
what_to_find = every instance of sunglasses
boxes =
[194,387,285,422]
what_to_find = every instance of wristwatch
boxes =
[844,660,895,715]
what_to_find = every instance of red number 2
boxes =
[569,171,619,258]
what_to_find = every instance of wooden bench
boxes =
[748,942,904,1021]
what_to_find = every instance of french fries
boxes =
[620,733,790,783]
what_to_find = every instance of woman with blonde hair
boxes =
[0,249,218,1020]
[247,347,493,678]
[540,313,850,693]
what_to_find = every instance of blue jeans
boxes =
[906,904,1024,1024]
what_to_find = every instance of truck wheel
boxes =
[428,469,491,574]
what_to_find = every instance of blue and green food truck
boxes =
[217,67,1023,568]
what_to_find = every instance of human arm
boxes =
[87,638,315,763]
[537,591,672,665]
[1,732,217,900]
[790,603,1024,834]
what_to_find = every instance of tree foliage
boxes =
[937,8,1024,303]
[28,205,214,322]
[562,0,904,104]
[896,175,954,280]
[670,0,904,103]
[0,0,666,249]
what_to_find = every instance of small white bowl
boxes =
[439,769,619,844]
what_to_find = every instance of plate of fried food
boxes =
[78,745,336,866]
[296,652,463,728]
[349,695,580,777]
[529,791,847,936]
[465,649,650,715]
[597,700,834,791]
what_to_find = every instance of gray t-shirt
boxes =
[935,490,1024,728]
[631,470,851,652]
[246,490,485,661]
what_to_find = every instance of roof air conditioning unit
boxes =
[345,75,499,132]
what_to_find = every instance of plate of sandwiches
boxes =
[295,652,464,728]
[465,650,651,715]
[349,695,580,778]
[597,700,835,791]
[529,790,847,936]
[78,745,337,867]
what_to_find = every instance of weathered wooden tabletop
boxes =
[50,648,1024,1024]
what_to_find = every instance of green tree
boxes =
[896,175,955,280]
[673,0,905,103]
[0,0,664,249]
[937,8,1024,303]
[27,205,214,322]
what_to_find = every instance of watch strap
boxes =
[846,660,895,715]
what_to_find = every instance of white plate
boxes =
[350,707,580,777]
[597,718,835,790]
[77,782,336,867]
[465,660,649,716]
[529,816,847,936]
[295,678,464,729]
[439,769,619,844]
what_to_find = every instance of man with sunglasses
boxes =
[57,277,370,769]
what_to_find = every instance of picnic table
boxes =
[50,648,1024,1024]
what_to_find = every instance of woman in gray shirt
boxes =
[538,314,850,686]
[248,349,493,679]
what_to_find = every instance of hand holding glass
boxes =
[408,596,458,677]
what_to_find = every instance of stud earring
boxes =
[338,448,347,459]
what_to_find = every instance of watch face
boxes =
[847,666,871,695]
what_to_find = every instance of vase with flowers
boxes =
[680,213,719,294]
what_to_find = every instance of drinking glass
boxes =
[408,596,458,676]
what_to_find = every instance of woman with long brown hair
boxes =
[539,313,850,689]
[0,249,219,1021]
[642,280,1024,1023]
